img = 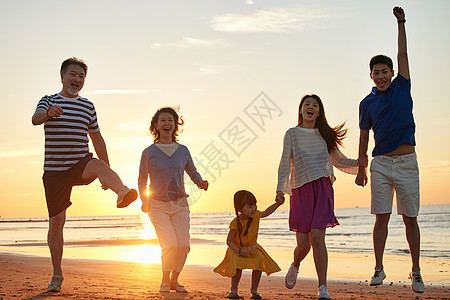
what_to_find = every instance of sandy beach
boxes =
[0,252,448,300]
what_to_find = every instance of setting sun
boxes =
[139,214,157,240]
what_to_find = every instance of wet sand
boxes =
[0,252,448,299]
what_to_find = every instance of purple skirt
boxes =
[289,177,339,232]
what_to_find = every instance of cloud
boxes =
[210,8,326,33]
[151,37,229,49]
[85,90,159,95]
[116,122,142,131]
[420,161,450,175]
[108,136,150,152]
[197,63,221,75]
[183,37,229,47]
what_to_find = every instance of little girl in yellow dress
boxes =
[214,190,284,299]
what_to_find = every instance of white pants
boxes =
[149,198,190,272]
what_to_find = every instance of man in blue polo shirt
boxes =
[355,7,424,293]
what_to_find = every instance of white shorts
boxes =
[370,152,420,217]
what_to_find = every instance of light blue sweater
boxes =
[138,143,203,202]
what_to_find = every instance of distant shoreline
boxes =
[2,203,450,219]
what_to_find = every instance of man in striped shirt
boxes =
[32,57,138,292]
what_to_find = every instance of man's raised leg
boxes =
[82,158,137,208]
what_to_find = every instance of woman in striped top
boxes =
[276,94,364,299]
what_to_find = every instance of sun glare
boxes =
[139,214,157,240]
[132,245,162,264]
[125,213,162,264]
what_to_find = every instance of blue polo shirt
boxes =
[359,74,416,156]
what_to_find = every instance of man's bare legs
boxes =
[47,210,66,276]
[82,159,126,194]
[47,158,136,279]
[403,215,421,273]
[373,213,390,270]
[82,158,137,207]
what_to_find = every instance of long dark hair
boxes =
[149,106,184,143]
[233,190,256,248]
[297,94,347,153]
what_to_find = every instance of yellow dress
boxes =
[214,210,281,278]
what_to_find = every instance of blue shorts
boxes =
[43,154,95,217]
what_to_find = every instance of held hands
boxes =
[356,154,368,187]
[46,105,63,118]
[275,191,285,205]
[355,169,368,187]
[197,180,209,191]
[239,247,250,258]
[358,155,369,168]
[393,6,405,20]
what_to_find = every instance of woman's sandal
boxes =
[227,292,242,299]
[251,292,262,299]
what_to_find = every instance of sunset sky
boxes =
[1,0,449,218]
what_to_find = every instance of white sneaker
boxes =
[285,263,299,289]
[369,269,386,286]
[409,272,425,293]
[117,187,138,208]
[318,285,331,299]
[47,275,63,292]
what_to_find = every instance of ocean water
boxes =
[0,205,448,259]
[1,205,449,285]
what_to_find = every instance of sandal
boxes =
[159,282,170,292]
[170,283,188,293]
[227,292,242,299]
[47,275,63,292]
[251,292,262,299]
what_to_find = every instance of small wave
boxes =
[64,225,143,230]
[0,215,142,223]
[0,237,221,248]
[325,232,371,237]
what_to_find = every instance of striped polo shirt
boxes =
[35,93,99,171]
